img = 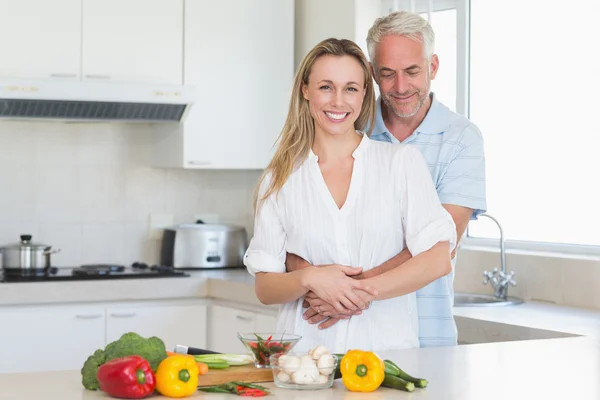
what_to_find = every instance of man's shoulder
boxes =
[439,104,484,146]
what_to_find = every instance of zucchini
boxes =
[332,353,428,390]
[333,354,345,379]
[381,375,415,392]
[384,359,428,388]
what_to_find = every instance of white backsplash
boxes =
[0,121,262,267]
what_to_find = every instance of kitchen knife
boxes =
[174,344,221,355]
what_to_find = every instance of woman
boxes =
[244,38,456,353]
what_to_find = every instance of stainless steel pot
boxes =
[0,235,61,270]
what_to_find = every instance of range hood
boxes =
[0,78,196,123]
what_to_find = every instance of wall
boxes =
[0,121,261,267]
[294,0,382,66]
[454,248,600,310]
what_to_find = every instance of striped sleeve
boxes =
[437,124,487,219]
[398,145,457,257]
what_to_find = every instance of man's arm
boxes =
[442,204,474,258]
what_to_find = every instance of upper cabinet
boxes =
[152,0,294,169]
[82,0,183,84]
[0,0,183,84]
[0,0,82,80]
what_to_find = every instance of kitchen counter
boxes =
[2,269,600,341]
[1,336,599,399]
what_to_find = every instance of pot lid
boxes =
[1,235,51,250]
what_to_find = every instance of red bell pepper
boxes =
[97,355,156,399]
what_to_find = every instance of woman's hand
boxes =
[305,289,373,318]
[302,265,378,314]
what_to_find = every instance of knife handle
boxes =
[174,344,221,355]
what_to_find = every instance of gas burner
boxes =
[72,264,125,276]
[2,267,58,277]
[1,262,189,283]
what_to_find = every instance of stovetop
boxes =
[0,262,190,283]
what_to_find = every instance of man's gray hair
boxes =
[366,11,435,62]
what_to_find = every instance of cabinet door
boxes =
[0,0,81,80]
[106,303,207,351]
[182,0,294,169]
[208,305,255,353]
[0,305,105,374]
[254,313,278,333]
[82,0,183,84]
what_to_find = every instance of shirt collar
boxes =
[308,130,369,161]
[373,93,450,141]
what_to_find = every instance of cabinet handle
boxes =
[187,160,212,166]
[236,315,253,322]
[50,73,77,78]
[110,312,137,318]
[85,74,111,80]
[75,314,103,319]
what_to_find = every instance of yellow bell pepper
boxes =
[340,350,385,392]
[155,354,199,398]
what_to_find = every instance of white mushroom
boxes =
[276,371,290,383]
[292,358,320,384]
[315,374,329,384]
[311,345,329,360]
[279,355,301,375]
[317,353,335,376]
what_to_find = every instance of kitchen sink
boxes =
[454,293,524,307]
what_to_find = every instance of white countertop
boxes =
[2,269,600,340]
[1,336,598,400]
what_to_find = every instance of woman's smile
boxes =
[324,111,350,122]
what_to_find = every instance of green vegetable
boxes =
[80,349,106,390]
[203,361,230,369]
[332,354,428,390]
[384,359,428,388]
[104,333,168,371]
[381,374,415,392]
[194,354,253,367]
[333,354,345,379]
[81,332,168,390]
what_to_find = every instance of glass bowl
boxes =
[237,333,301,368]
[270,353,339,390]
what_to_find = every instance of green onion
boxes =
[194,354,253,366]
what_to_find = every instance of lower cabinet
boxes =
[0,300,275,374]
[208,304,278,353]
[106,303,207,352]
[0,300,207,374]
[0,305,106,374]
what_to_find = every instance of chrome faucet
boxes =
[479,213,517,300]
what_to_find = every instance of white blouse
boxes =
[244,133,456,353]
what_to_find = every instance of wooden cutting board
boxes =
[197,365,274,387]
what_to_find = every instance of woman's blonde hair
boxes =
[254,38,376,212]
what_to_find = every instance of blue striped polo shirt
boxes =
[371,93,487,347]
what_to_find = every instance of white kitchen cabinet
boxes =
[208,305,278,353]
[106,302,207,351]
[0,305,105,374]
[208,305,256,353]
[0,300,206,374]
[0,0,82,80]
[254,313,278,333]
[152,0,294,169]
[81,0,183,84]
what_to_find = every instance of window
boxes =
[381,1,459,111]
[467,0,600,248]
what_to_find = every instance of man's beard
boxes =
[382,71,431,118]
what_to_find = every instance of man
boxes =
[288,10,486,347]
